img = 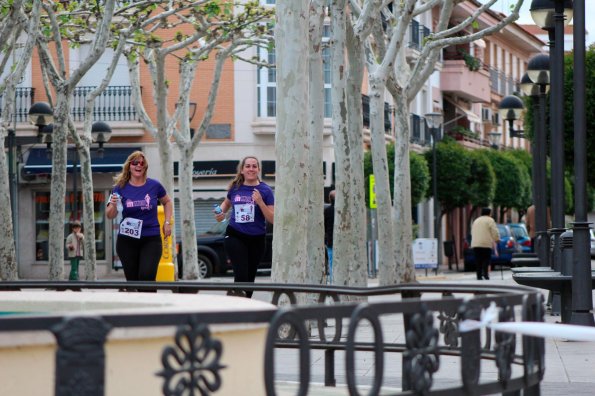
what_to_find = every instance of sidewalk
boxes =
[270,267,595,395]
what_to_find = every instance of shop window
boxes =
[35,191,107,261]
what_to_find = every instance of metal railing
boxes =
[362,94,392,133]
[0,280,545,396]
[410,113,422,144]
[408,21,431,50]
[0,87,35,123]
[71,85,137,122]
[0,86,137,124]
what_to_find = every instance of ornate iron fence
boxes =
[0,281,544,396]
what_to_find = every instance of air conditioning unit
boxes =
[481,107,492,122]
[492,112,501,126]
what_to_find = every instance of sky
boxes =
[483,0,595,45]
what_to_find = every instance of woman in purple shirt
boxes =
[214,156,274,297]
[106,151,173,282]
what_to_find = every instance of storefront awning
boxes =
[444,97,482,124]
[23,147,141,175]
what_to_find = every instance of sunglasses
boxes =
[130,160,145,167]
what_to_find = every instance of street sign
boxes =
[369,174,376,209]
[413,238,438,269]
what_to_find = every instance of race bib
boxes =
[119,217,143,239]
[234,203,255,223]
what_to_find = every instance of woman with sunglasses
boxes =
[214,156,274,297]
[106,151,173,282]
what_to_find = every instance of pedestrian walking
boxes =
[471,207,500,280]
[324,190,335,283]
[66,220,84,280]
[106,151,173,282]
[214,156,274,298]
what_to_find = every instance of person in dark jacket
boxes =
[324,190,335,283]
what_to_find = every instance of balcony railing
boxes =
[0,87,35,123]
[362,94,392,132]
[71,85,137,122]
[408,20,431,50]
[0,86,137,124]
[489,68,519,97]
[490,67,500,94]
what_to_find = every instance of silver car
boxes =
[591,229,595,257]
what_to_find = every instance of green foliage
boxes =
[525,46,595,212]
[410,151,430,207]
[425,140,472,211]
[204,1,222,17]
[484,150,530,210]
[460,50,481,72]
[507,148,533,208]
[466,149,496,207]
[363,144,430,207]
[562,45,595,189]
[449,125,478,139]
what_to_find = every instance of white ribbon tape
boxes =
[459,302,595,341]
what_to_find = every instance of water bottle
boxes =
[114,193,123,213]
[213,204,222,214]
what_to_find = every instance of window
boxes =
[35,191,107,261]
[257,24,332,119]
[257,46,277,117]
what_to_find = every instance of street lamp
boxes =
[529,0,573,30]
[27,102,54,138]
[425,112,443,269]
[524,59,551,269]
[488,131,501,150]
[569,0,594,326]
[498,95,525,138]
[531,0,573,285]
[91,121,112,156]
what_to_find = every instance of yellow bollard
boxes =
[156,206,175,281]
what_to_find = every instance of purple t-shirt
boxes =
[113,178,167,237]
[227,182,274,236]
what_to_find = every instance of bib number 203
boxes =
[120,217,143,239]
[122,227,140,237]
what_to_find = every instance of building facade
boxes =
[3,1,544,278]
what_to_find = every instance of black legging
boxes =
[116,234,162,281]
[224,226,266,298]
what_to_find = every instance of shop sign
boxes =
[173,161,239,179]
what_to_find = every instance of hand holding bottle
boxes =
[213,204,225,222]
[110,193,123,213]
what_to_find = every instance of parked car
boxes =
[177,219,273,278]
[508,223,532,253]
[463,223,522,272]
[591,229,595,257]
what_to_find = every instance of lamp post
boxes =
[91,121,113,156]
[488,131,501,150]
[524,55,551,269]
[425,112,443,269]
[7,128,17,241]
[570,0,594,326]
[498,95,525,139]
[530,0,573,277]
[28,102,54,136]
